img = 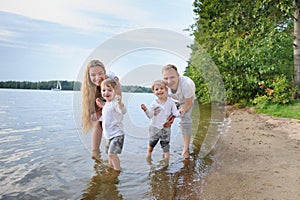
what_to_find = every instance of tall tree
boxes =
[294,0,300,89]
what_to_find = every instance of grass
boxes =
[254,100,300,120]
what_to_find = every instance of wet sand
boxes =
[200,107,300,200]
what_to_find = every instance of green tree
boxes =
[188,0,295,104]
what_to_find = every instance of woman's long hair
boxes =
[81,60,105,133]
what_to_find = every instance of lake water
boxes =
[0,89,228,199]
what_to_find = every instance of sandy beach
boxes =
[200,107,300,200]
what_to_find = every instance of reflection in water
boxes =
[147,102,219,199]
[192,102,212,157]
[81,158,122,200]
[148,157,212,199]
[193,102,226,158]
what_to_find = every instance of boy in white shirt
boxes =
[141,80,180,163]
[101,78,126,171]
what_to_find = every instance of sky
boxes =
[0,0,196,84]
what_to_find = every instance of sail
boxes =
[57,81,62,90]
[52,80,62,91]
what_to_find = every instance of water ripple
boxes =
[0,126,42,135]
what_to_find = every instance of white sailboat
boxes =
[51,80,62,91]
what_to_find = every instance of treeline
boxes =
[122,85,152,93]
[0,80,152,93]
[0,80,81,90]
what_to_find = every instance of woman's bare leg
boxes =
[91,122,102,150]
[91,122,102,160]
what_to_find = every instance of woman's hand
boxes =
[90,112,100,121]
[96,98,105,108]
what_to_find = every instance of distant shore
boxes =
[0,81,151,93]
[200,107,300,199]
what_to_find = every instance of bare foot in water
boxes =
[92,149,100,161]
[146,154,152,164]
[181,148,190,159]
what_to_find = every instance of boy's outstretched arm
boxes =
[141,104,147,111]
[141,104,151,118]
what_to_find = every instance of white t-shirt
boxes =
[102,99,127,139]
[145,97,180,129]
[167,76,195,105]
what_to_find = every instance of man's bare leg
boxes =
[181,134,191,158]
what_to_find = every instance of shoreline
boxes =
[200,107,300,199]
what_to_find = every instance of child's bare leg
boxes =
[146,145,153,163]
[108,157,113,168]
[163,152,170,161]
[109,153,121,171]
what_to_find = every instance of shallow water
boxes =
[0,89,227,199]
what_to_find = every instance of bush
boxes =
[272,75,294,104]
[252,95,270,111]
[253,75,295,109]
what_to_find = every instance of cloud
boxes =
[0,0,195,81]
[0,28,32,50]
[0,29,17,43]
[0,0,195,34]
[0,0,146,31]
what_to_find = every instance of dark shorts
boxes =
[149,126,171,153]
[105,135,124,154]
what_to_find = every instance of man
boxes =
[162,64,196,158]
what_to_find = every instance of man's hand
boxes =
[179,107,186,115]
